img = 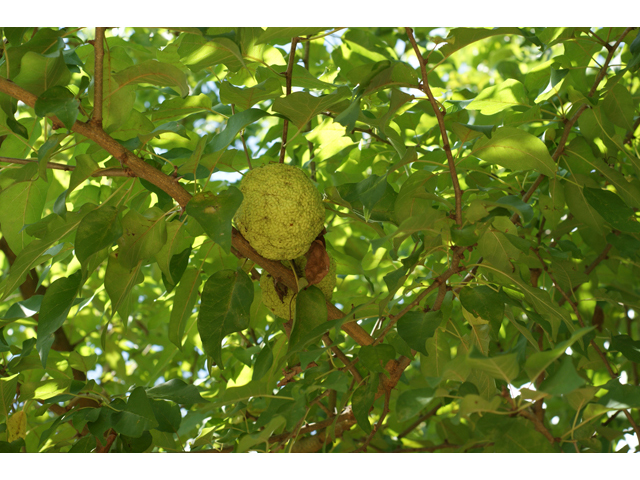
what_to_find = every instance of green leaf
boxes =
[523,326,595,381]
[472,127,556,177]
[289,286,328,353]
[111,387,158,437]
[358,344,396,373]
[610,335,640,363]
[138,121,190,144]
[116,208,168,269]
[120,431,152,453]
[272,88,350,130]
[397,311,442,356]
[149,399,181,433]
[74,206,122,265]
[459,286,505,325]
[237,415,285,453]
[0,178,49,254]
[602,84,635,131]
[186,188,243,253]
[169,267,202,349]
[104,252,144,321]
[459,394,502,416]
[538,355,585,395]
[178,34,246,73]
[146,378,207,406]
[438,28,523,59]
[466,349,520,383]
[1,205,91,301]
[113,60,189,97]
[252,341,274,382]
[0,374,19,422]
[68,435,97,453]
[35,271,83,366]
[492,419,559,452]
[150,94,212,123]
[351,375,379,434]
[255,28,328,45]
[599,380,640,409]
[396,387,436,422]
[219,78,282,111]
[583,187,640,233]
[468,79,529,115]
[34,86,79,129]
[13,50,70,96]
[208,109,270,152]
[197,269,253,367]
[68,154,99,193]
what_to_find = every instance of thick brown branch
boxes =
[406,27,462,225]
[0,76,191,206]
[91,27,106,127]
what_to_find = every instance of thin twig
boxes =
[355,390,390,453]
[558,243,612,307]
[323,333,363,384]
[0,155,135,177]
[397,403,441,439]
[279,37,299,163]
[531,248,617,379]
[588,27,635,97]
[406,27,462,225]
[373,246,469,344]
[92,27,106,127]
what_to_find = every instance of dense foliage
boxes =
[1,27,640,453]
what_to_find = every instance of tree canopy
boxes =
[1,26,640,453]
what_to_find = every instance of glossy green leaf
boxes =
[351,375,379,434]
[583,187,640,233]
[397,310,442,356]
[111,387,158,437]
[473,127,556,176]
[186,187,243,253]
[396,387,436,422]
[104,251,144,321]
[35,271,83,366]
[208,109,270,152]
[0,178,49,255]
[146,378,207,406]
[113,60,189,97]
[197,269,253,367]
[116,208,168,269]
[34,86,79,129]
[272,88,350,130]
[468,79,529,115]
[169,267,202,349]
[289,286,328,353]
[74,206,122,265]
[359,344,396,373]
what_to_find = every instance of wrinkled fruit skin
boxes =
[260,255,337,319]
[234,163,325,260]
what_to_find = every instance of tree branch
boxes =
[91,27,106,127]
[397,403,441,439]
[0,155,135,177]
[373,246,469,344]
[588,27,635,97]
[279,37,299,163]
[406,27,462,225]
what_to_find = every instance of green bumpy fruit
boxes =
[260,255,337,319]
[234,163,325,260]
